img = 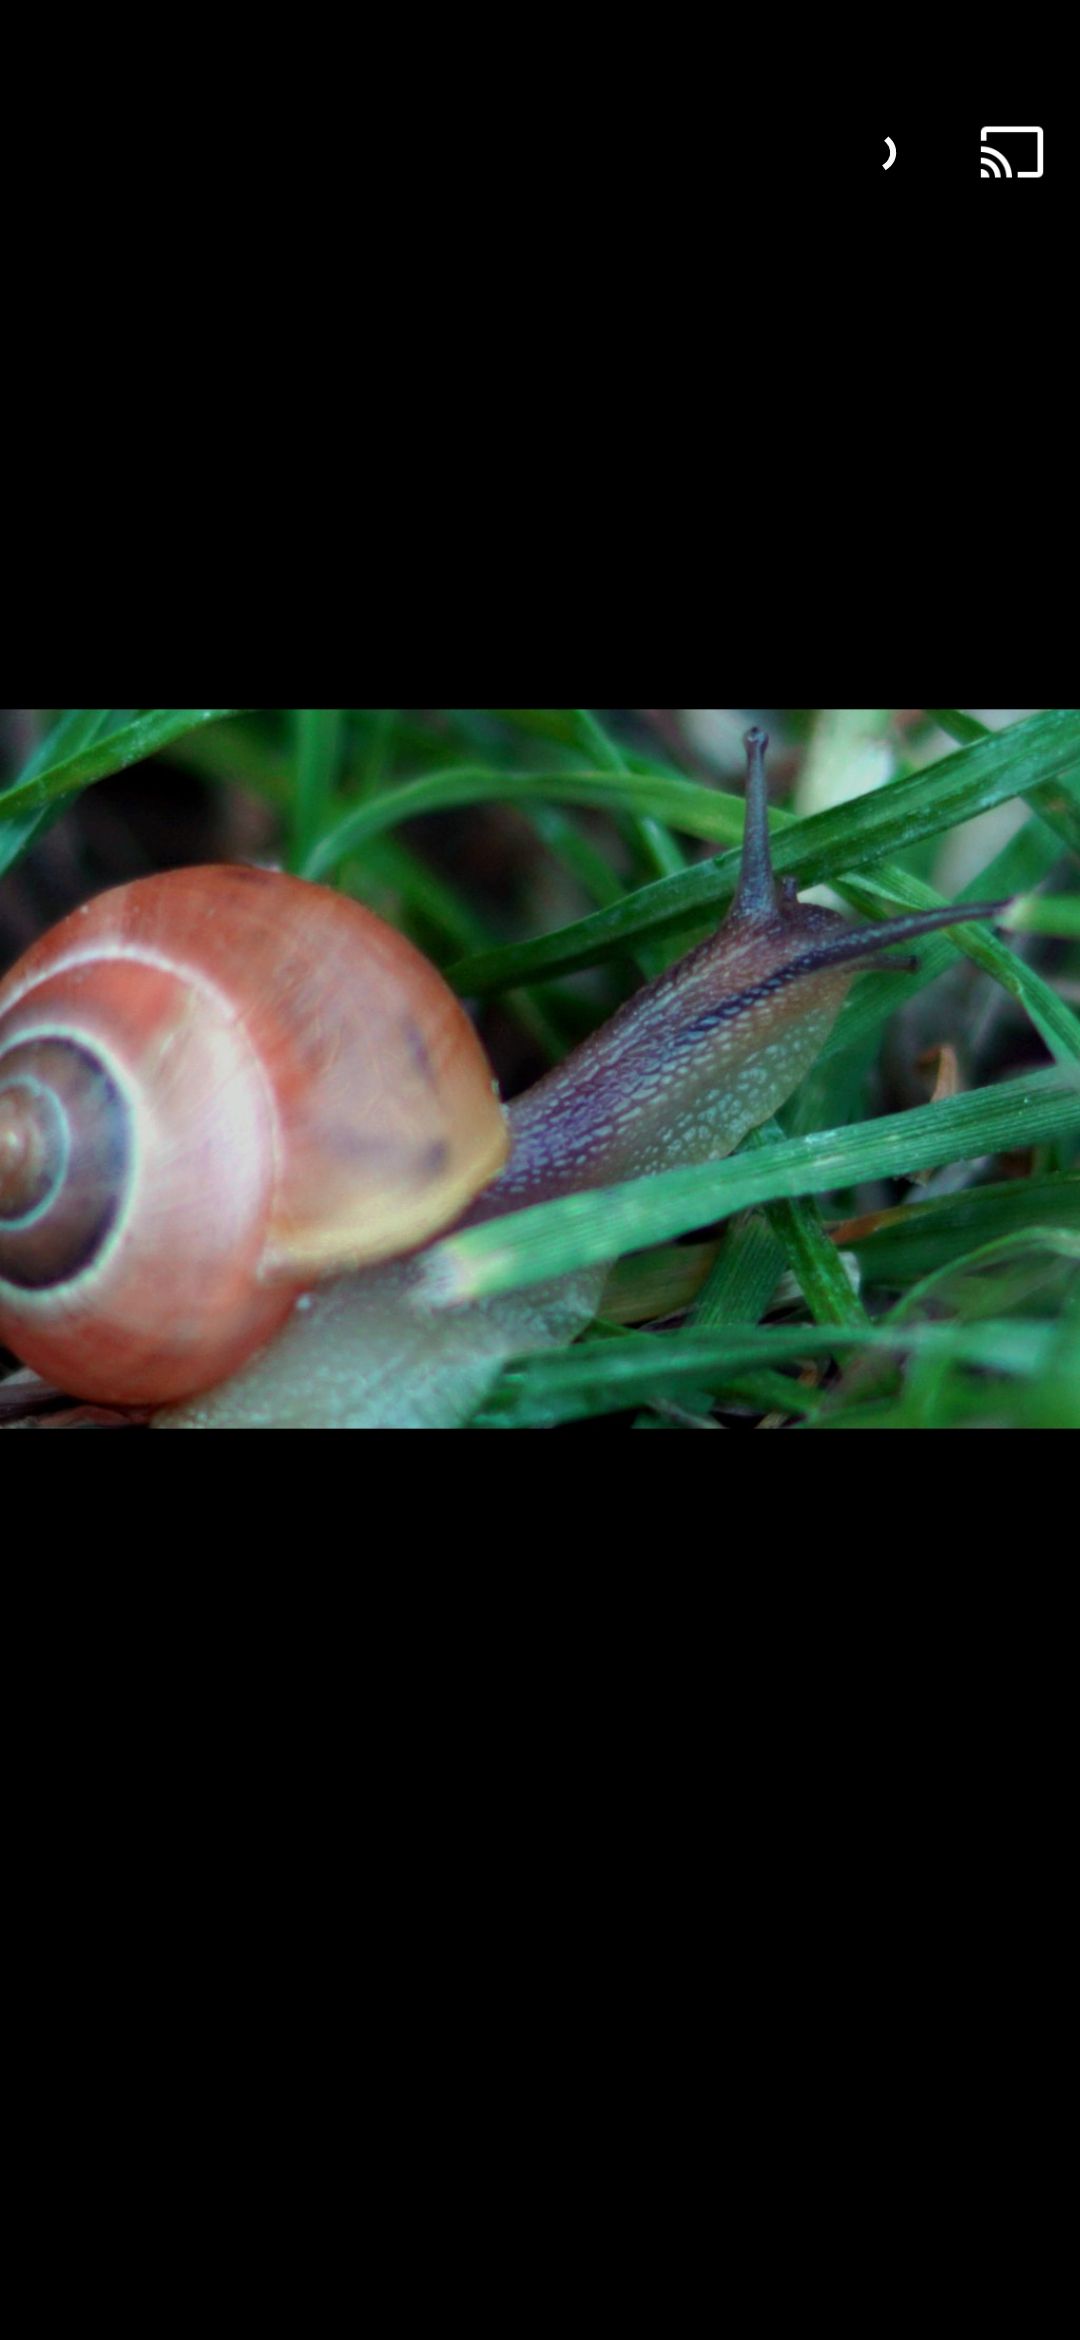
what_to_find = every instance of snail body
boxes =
[1,734,1002,1424]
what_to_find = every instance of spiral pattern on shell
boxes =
[0,1036,131,1285]
[0,866,508,1403]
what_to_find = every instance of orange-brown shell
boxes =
[0,866,508,1402]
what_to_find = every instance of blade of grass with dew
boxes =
[445,710,1080,993]
[0,708,252,823]
[417,1067,1080,1309]
[930,707,1080,857]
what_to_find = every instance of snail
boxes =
[0,731,1003,1427]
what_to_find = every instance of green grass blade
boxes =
[419,1067,1080,1307]
[291,708,345,870]
[479,1316,1055,1430]
[302,760,745,883]
[930,707,1080,855]
[1,708,117,876]
[692,1216,787,1328]
[887,1227,1080,1325]
[0,709,251,820]
[836,1173,1080,1286]
[570,708,686,889]
[824,869,1080,1067]
[742,1122,869,1330]
[445,710,1080,992]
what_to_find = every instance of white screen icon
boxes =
[980,126,1044,178]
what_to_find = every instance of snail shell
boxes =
[0,866,508,1402]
